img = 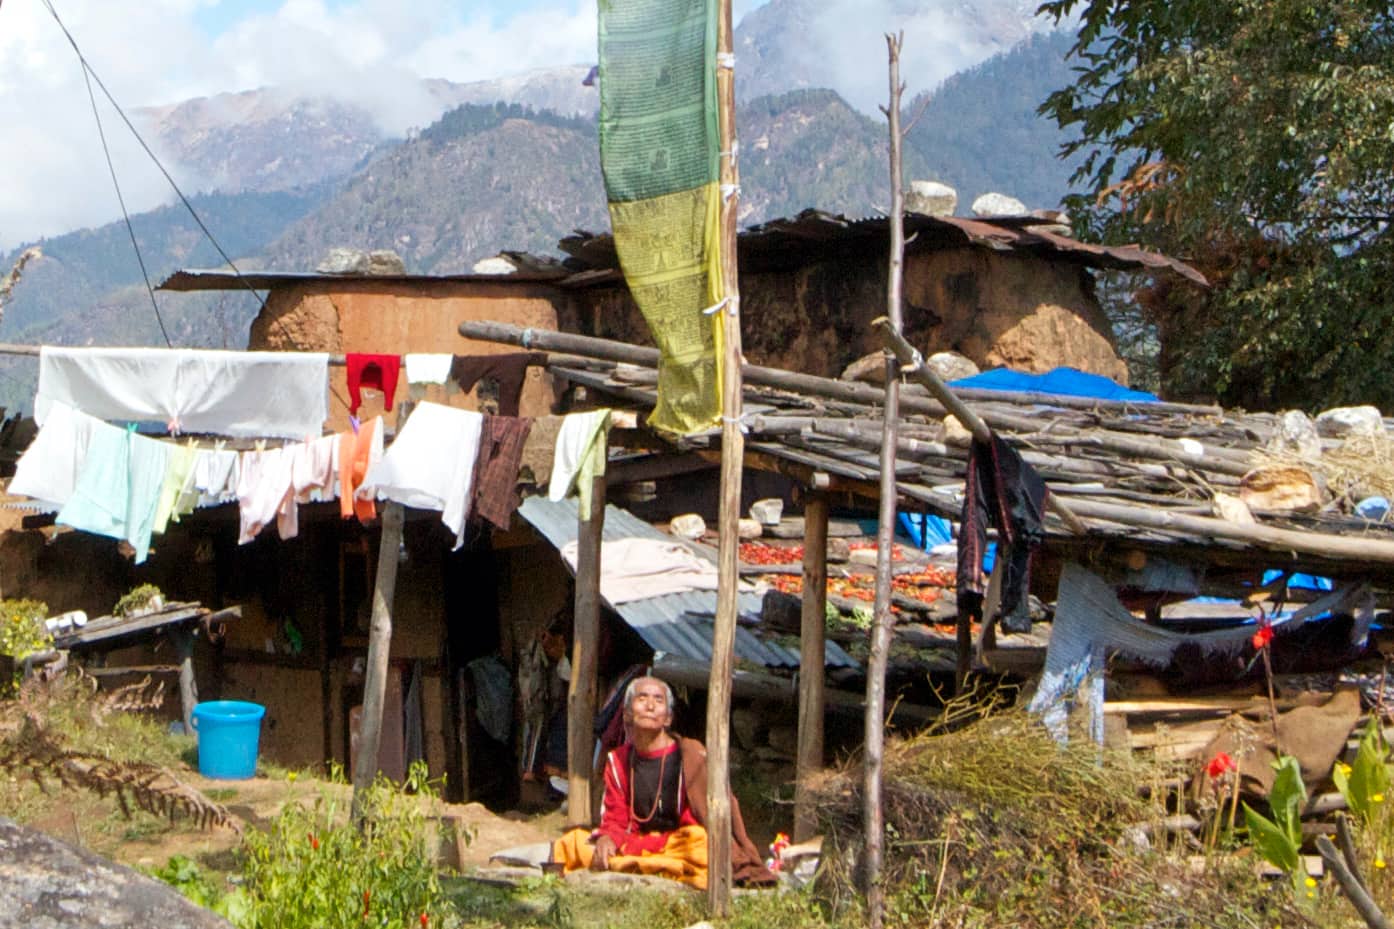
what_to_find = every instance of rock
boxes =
[366,250,407,274]
[316,247,406,275]
[472,255,518,275]
[760,590,802,634]
[971,192,1028,217]
[731,706,767,751]
[839,350,889,385]
[849,548,879,567]
[826,538,851,563]
[749,498,784,525]
[1028,208,1072,236]
[1239,467,1324,513]
[905,180,957,216]
[738,518,763,539]
[1316,405,1384,438]
[928,350,980,383]
[669,514,706,539]
[943,414,973,447]
[682,922,718,929]
[1272,410,1322,458]
[0,816,234,927]
[1212,493,1255,524]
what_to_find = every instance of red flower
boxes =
[362,890,371,918]
[420,914,430,928]
[307,832,319,851]
[1206,752,1236,780]
[1251,619,1274,650]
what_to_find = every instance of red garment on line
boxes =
[345,353,401,416]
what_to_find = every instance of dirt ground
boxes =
[19,766,565,876]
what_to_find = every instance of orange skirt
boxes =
[552,824,710,889]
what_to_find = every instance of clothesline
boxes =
[7,396,613,565]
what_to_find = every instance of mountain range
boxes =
[0,0,1082,414]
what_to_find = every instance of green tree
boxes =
[1039,0,1394,409]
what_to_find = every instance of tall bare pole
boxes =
[352,500,404,823]
[794,492,829,842]
[567,476,606,826]
[705,0,743,915]
[864,32,906,929]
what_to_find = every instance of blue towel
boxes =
[58,423,170,563]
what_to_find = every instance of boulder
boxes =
[971,192,1028,217]
[749,498,784,526]
[905,180,957,217]
[826,538,851,563]
[1028,208,1072,236]
[669,514,707,539]
[943,414,973,447]
[928,350,979,382]
[0,816,233,928]
[1239,467,1324,513]
[738,518,763,540]
[472,255,518,275]
[760,590,803,634]
[839,350,888,384]
[1316,405,1384,438]
[1272,410,1322,458]
[316,248,406,275]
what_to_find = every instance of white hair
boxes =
[623,676,674,715]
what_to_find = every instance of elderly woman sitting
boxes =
[550,676,774,889]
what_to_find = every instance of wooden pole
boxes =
[567,475,605,827]
[794,492,829,843]
[706,0,742,914]
[352,500,403,823]
[864,35,906,927]
[169,626,198,737]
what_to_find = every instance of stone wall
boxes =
[578,244,1129,384]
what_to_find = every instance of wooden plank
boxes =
[566,474,605,828]
[168,627,199,737]
[794,493,829,843]
[352,501,403,822]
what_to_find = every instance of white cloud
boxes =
[0,0,601,250]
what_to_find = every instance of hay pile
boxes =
[805,710,1309,928]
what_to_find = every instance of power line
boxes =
[78,59,171,347]
[38,0,357,416]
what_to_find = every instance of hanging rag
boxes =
[547,409,611,520]
[291,434,338,503]
[472,415,533,529]
[236,445,297,543]
[357,402,483,548]
[404,353,453,401]
[57,423,171,563]
[8,401,99,507]
[338,417,383,522]
[467,654,515,744]
[35,346,329,439]
[345,353,402,416]
[957,433,1046,634]
[558,536,741,604]
[152,441,199,534]
[187,444,239,507]
[1028,562,1375,742]
[450,352,543,417]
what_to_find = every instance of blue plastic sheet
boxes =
[950,366,1159,403]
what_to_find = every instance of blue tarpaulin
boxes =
[950,366,1159,403]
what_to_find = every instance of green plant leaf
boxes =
[1269,755,1307,846]
[1243,802,1300,873]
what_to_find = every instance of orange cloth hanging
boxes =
[339,417,379,522]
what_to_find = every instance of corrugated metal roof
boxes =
[517,495,859,670]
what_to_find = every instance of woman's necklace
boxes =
[628,744,669,826]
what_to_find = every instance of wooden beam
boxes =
[794,493,829,843]
[352,501,403,823]
[567,474,605,827]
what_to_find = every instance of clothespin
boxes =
[349,414,361,435]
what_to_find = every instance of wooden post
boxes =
[352,500,403,823]
[567,475,605,827]
[706,0,743,915]
[169,626,198,737]
[864,33,906,929]
[794,492,829,843]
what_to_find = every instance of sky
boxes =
[0,0,770,250]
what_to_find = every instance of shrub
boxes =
[0,599,51,659]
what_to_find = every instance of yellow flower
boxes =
[1376,858,1387,870]
[1304,877,1317,888]
[1374,793,1386,803]
[287,771,298,783]
[1337,763,1352,776]
[1306,891,1315,899]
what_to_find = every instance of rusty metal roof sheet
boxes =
[158,266,571,292]
[559,208,1207,285]
[516,495,859,670]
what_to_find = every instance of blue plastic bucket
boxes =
[191,700,266,780]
